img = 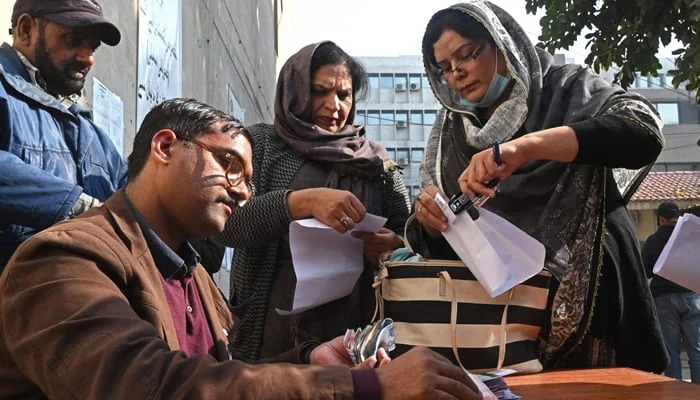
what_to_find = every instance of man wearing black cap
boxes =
[0,0,126,272]
[643,201,700,383]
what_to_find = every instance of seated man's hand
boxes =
[310,335,391,368]
[376,347,482,400]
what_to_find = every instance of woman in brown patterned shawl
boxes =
[410,1,668,372]
[217,42,410,361]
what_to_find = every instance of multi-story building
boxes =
[355,56,440,203]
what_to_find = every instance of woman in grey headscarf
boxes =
[411,1,668,372]
[217,41,410,361]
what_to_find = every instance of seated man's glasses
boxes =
[176,135,252,195]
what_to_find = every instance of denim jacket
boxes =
[0,43,127,271]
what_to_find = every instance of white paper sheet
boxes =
[653,213,700,293]
[277,213,387,315]
[435,194,546,297]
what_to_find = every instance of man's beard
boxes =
[34,27,90,97]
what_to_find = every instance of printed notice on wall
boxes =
[136,0,182,127]
[92,77,124,157]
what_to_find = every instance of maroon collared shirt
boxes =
[126,194,215,357]
[159,273,216,357]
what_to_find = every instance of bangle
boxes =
[299,340,321,364]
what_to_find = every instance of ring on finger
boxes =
[340,216,353,228]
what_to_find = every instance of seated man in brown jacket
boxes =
[0,98,481,400]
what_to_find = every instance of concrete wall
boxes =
[81,0,139,155]
[1,0,279,157]
[181,0,278,125]
[0,5,11,44]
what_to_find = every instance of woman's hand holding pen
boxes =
[459,127,580,199]
[458,139,526,199]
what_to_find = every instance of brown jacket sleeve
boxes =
[0,227,354,399]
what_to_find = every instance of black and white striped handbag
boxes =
[373,240,551,374]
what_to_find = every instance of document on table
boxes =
[276,213,387,315]
[653,213,700,293]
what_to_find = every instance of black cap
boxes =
[656,201,681,219]
[11,0,121,46]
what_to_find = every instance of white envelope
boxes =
[653,213,700,293]
[437,195,546,297]
[277,213,388,315]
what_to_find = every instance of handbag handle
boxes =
[372,212,417,323]
[439,271,512,372]
[371,266,388,322]
[400,213,417,254]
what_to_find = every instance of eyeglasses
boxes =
[437,44,485,83]
[176,135,252,194]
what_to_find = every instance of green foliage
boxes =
[525,0,700,102]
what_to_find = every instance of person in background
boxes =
[643,201,700,383]
[0,98,482,400]
[411,1,668,372]
[0,0,127,272]
[216,41,411,361]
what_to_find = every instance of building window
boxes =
[387,148,396,161]
[381,110,394,125]
[396,111,408,129]
[410,110,423,125]
[367,110,380,125]
[380,74,394,89]
[421,74,430,90]
[409,74,422,90]
[656,103,679,125]
[368,74,379,89]
[355,110,366,125]
[424,110,437,126]
[396,148,409,166]
[411,148,424,163]
[395,74,407,89]
[411,185,421,202]
[634,72,643,88]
